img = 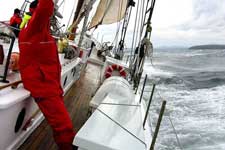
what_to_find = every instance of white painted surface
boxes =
[0,97,39,150]
[90,76,134,109]
[74,96,147,150]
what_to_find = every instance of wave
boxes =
[145,84,225,150]
[182,71,225,89]
[146,72,225,90]
[143,49,225,150]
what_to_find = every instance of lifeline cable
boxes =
[96,107,147,148]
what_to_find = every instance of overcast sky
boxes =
[1,0,224,48]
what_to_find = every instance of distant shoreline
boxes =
[189,44,225,50]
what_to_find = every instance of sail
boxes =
[72,0,85,24]
[68,0,95,37]
[89,0,128,29]
[68,0,92,40]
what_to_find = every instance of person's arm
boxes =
[20,13,31,29]
[26,0,54,34]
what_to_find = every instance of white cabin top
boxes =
[73,95,147,150]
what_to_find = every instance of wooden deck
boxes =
[19,63,102,150]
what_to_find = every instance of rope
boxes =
[66,0,77,30]
[111,20,122,48]
[131,0,142,67]
[134,0,142,48]
[134,0,145,76]
[111,0,124,53]
[101,103,140,107]
[168,116,183,150]
[96,108,147,147]
[138,58,184,150]
[129,0,140,64]
[155,87,183,150]
[115,0,126,55]
[140,0,150,37]
[0,22,20,31]
[139,0,147,39]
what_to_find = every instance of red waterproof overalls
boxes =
[18,0,75,149]
[9,13,22,37]
[9,14,22,26]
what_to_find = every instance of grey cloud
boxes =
[180,0,225,32]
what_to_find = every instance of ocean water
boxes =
[142,48,225,150]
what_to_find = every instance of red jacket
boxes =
[19,0,63,98]
[9,14,22,27]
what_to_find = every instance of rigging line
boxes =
[168,115,183,150]
[149,0,156,22]
[58,0,65,8]
[116,0,126,54]
[129,0,140,64]
[138,0,146,42]
[61,0,66,21]
[113,21,122,53]
[140,0,150,38]
[111,23,121,47]
[154,88,183,150]
[148,111,154,136]
[134,0,142,50]
[146,50,185,150]
[136,0,155,74]
[111,0,124,48]
[139,0,147,39]
[0,22,20,31]
[119,1,132,43]
[124,6,133,39]
[133,0,145,76]
[100,103,140,107]
[135,0,147,75]
[147,89,183,150]
[113,0,124,53]
[66,0,77,30]
[96,108,147,148]
[131,0,142,68]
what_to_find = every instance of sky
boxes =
[0,0,225,48]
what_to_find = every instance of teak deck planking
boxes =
[19,63,102,150]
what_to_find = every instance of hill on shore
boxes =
[189,44,225,50]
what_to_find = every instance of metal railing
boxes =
[0,32,15,83]
[137,74,183,150]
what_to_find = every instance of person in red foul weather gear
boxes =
[18,0,77,149]
[9,8,22,37]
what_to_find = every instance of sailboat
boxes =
[0,0,166,150]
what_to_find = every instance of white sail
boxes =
[89,0,128,29]
[69,0,96,31]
